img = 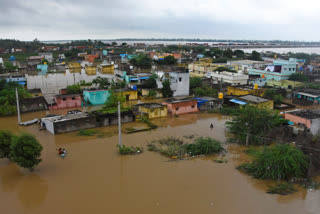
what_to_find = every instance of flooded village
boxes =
[1,39,320,214]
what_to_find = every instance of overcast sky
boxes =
[0,0,319,41]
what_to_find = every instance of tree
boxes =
[193,87,218,97]
[143,74,158,89]
[263,89,276,100]
[214,66,237,73]
[92,77,111,89]
[4,62,18,72]
[161,80,173,98]
[66,84,81,94]
[111,42,118,46]
[250,51,262,61]
[223,49,233,59]
[226,106,277,146]
[129,55,152,69]
[0,130,14,159]
[10,133,43,170]
[190,77,202,90]
[289,73,309,82]
[233,50,245,58]
[41,59,49,65]
[273,94,284,106]
[163,55,177,65]
[121,42,127,46]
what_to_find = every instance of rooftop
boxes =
[55,94,81,98]
[44,112,92,123]
[136,103,165,109]
[228,60,267,64]
[286,110,320,119]
[295,88,320,97]
[238,95,270,103]
[229,85,262,90]
[164,97,196,104]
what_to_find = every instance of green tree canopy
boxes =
[161,80,173,98]
[92,77,111,89]
[233,50,245,58]
[250,51,263,61]
[223,49,233,59]
[0,130,14,159]
[289,73,310,82]
[163,55,177,65]
[190,77,202,90]
[66,84,81,94]
[10,133,43,170]
[130,55,152,69]
[143,74,158,89]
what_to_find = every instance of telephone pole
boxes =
[15,88,21,124]
[118,101,122,146]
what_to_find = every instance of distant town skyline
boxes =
[1,0,320,41]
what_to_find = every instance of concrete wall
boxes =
[227,86,265,96]
[20,96,48,113]
[51,95,82,110]
[163,100,198,115]
[94,111,135,127]
[284,113,312,128]
[169,72,190,97]
[54,116,97,134]
[139,106,167,119]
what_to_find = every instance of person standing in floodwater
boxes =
[210,123,214,129]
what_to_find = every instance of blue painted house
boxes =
[249,60,297,81]
[83,90,111,105]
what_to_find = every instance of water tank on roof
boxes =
[219,93,223,99]
[254,84,258,90]
[9,56,16,61]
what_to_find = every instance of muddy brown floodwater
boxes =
[0,110,320,214]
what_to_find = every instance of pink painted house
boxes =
[162,98,198,115]
[284,110,320,135]
[50,94,82,110]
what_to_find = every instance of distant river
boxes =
[239,47,320,55]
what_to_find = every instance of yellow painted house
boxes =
[227,85,265,97]
[136,103,167,119]
[141,89,163,98]
[188,63,225,77]
[68,62,81,73]
[98,64,114,74]
[114,89,138,101]
[85,65,97,75]
[237,95,273,109]
[267,80,304,90]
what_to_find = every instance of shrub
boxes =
[267,183,296,195]
[238,144,308,180]
[77,129,97,136]
[117,145,143,155]
[10,133,43,170]
[185,137,224,156]
[0,130,14,159]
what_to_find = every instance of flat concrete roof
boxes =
[239,95,270,103]
[286,110,320,119]
[136,103,165,109]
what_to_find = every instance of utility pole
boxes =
[118,101,122,146]
[15,88,21,124]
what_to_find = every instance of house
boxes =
[248,75,267,87]
[134,103,167,119]
[284,110,320,135]
[39,52,54,63]
[249,60,297,81]
[84,54,98,63]
[83,90,110,105]
[58,54,66,61]
[0,58,3,67]
[188,63,225,77]
[114,89,138,101]
[27,88,42,97]
[37,64,48,72]
[292,88,320,106]
[206,71,249,85]
[227,60,267,73]
[227,85,265,97]
[195,97,221,111]
[2,74,27,86]
[20,96,49,113]
[162,98,198,115]
[236,95,273,109]
[267,79,304,90]
[141,89,163,98]
[92,110,135,127]
[27,56,44,66]
[97,64,114,74]
[156,69,190,97]
[41,112,96,134]
[41,46,60,51]
[68,62,81,73]
[50,94,82,110]
[85,65,97,75]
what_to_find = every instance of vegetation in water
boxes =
[148,137,224,159]
[267,183,297,195]
[10,133,43,171]
[66,84,81,94]
[117,144,143,155]
[161,80,173,98]
[140,116,158,129]
[0,130,14,159]
[237,144,308,180]
[77,129,97,136]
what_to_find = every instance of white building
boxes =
[39,52,54,63]
[206,71,249,85]
[155,70,190,97]
[0,58,3,67]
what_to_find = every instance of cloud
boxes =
[0,0,319,41]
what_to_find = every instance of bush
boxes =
[10,133,43,170]
[117,145,143,155]
[185,137,224,156]
[267,183,297,195]
[0,130,14,159]
[77,129,97,136]
[238,144,308,180]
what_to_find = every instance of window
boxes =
[191,105,195,108]
[176,107,179,111]
[72,97,75,100]
[289,68,291,71]
[179,77,182,82]
[292,68,295,71]
[62,98,66,101]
